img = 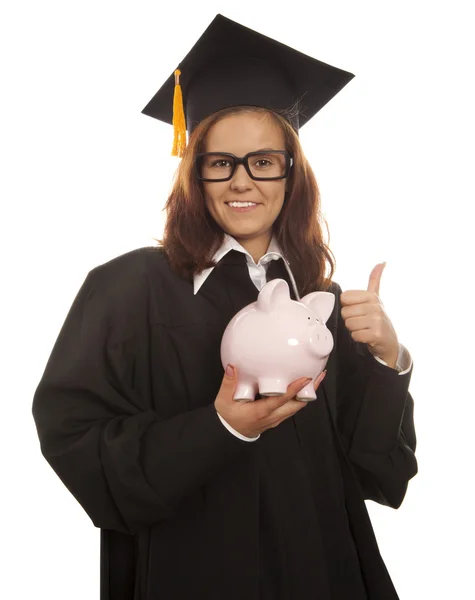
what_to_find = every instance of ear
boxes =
[299,292,335,324]
[257,279,290,312]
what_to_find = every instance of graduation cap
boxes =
[142,14,354,157]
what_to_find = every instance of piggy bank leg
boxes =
[258,378,288,397]
[234,378,258,402]
[296,381,317,401]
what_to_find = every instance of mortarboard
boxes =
[142,14,354,156]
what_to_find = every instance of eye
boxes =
[253,158,273,169]
[211,159,232,169]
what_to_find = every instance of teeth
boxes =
[228,202,257,208]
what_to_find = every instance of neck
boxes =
[236,233,272,264]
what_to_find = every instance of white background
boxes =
[2,0,474,598]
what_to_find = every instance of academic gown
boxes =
[32,247,418,600]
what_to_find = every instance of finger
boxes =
[367,262,386,295]
[342,315,372,333]
[341,302,373,320]
[340,289,373,307]
[314,369,327,391]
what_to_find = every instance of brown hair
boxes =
[157,105,336,294]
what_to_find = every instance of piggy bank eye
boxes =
[308,316,321,324]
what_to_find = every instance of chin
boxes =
[226,228,261,240]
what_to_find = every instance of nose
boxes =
[230,163,253,191]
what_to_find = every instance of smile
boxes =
[225,201,260,213]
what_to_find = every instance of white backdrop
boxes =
[2,1,474,598]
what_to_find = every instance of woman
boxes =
[32,14,417,600]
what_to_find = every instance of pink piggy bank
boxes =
[221,278,335,402]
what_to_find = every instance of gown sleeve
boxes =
[32,269,251,535]
[332,283,418,509]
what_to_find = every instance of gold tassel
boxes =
[172,69,187,157]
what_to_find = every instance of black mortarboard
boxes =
[142,14,354,155]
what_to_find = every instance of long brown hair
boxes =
[158,105,336,294]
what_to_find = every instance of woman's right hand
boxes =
[214,365,327,439]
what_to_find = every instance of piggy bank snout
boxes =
[309,324,333,357]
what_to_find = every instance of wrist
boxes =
[215,410,260,441]
[380,354,398,369]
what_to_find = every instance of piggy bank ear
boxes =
[257,279,290,312]
[300,292,335,324]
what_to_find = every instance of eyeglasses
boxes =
[195,150,293,182]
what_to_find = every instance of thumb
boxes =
[221,364,237,388]
[217,364,237,404]
[367,262,386,295]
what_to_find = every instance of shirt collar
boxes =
[193,234,293,295]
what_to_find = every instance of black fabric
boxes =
[32,247,417,600]
[141,14,354,133]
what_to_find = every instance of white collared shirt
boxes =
[193,235,412,442]
[193,233,300,299]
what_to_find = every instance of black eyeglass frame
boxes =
[195,150,293,182]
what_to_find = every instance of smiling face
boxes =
[201,111,288,262]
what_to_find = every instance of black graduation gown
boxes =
[32,247,417,600]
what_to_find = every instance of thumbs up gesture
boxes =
[340,263,399,368]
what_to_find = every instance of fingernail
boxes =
[303,377,312,385]
[226,364,235,377]
[320,370,327,380]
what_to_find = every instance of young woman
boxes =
[32,14,417,600]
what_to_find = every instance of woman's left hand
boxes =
[340,263,399,368]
